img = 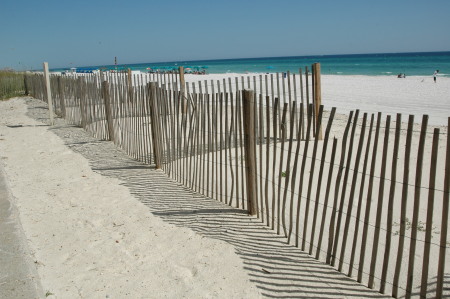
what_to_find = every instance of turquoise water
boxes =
[55,51,450,77]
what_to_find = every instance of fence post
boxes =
[312,63,323,140]
[57,77,66,118]
[178,66,186,114]
[127,68,133,102]
[102,81,114,142]
[148,82,163,169]
[78,77,87,128]
[24,75,29,96]
[242,89,258,215]
[43,62,54,125]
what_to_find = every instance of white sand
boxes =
[1,97,395,299]
[0,98,261,298]
[182,74,450,126]
[321,75,450,126]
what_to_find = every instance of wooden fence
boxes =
[25,67,449,299]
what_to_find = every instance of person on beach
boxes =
[433,70,439,82]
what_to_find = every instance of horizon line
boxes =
[49,50,450,71]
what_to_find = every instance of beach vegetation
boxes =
[0,69,25,100]
[393,217,439,236]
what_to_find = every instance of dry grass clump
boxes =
[0,70,25,100]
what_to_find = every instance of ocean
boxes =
[55,51,450,77]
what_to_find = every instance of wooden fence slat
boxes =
[436,117,450,299]
[271,97,279,229]
[305,67,310,124]
[220,92,224,201]
[259,93,264,219]
[332,109,360,267]
[238,87,246,209]
[292,74,299,138]
[190,86,197,187]
[316,137,338,259]
[420,128,439,298]
[225,90,230,204]
[358,112,382,283]
[185,88,193,187]
[380,113,401,293]
[327,110,354,264]
[392,114,414,298]
[292,104,313,247]
[206,92,212,197]
[202,91,208,194]
[234,88,240,209]
[162,86,170,168]
[338,113,368,272]
[287,72,292,131]
[228,91,236,207]
[405,115,428,299]
[299,68,305,140]
[264,95,271,226]
[281,100,297,234]
[348,113,375,277]
[277,102,289,235]
[309,107,336,255]
[368,115,391,288]
[302,105,324,251]
[288,103,304,243]
[198,90,205,193]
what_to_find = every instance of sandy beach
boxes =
[0,73,448,298]
[182,74,450,126]
[0,97,261,298]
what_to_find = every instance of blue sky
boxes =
[1,0,449,70]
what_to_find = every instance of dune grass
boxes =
[0,71,25,100]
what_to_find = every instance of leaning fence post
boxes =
[148,82,163,169]
[43,62,54,125]
[242,89,258,215]
[312,63,323,140]
[102,81,114,142]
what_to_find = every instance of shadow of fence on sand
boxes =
[26,98,392,298]
[406,274,450,299]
